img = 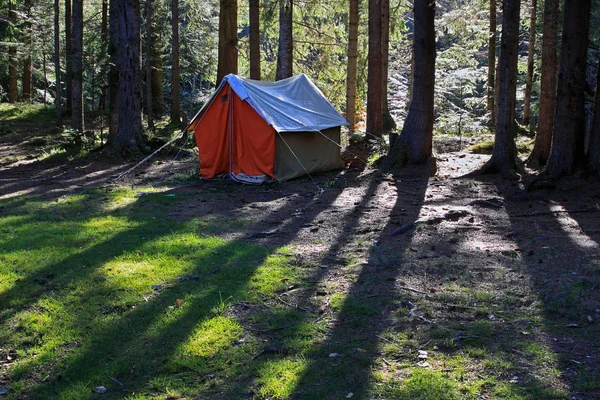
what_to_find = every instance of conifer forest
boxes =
[0,1,599,399]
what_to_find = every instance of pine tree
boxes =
[475,0,521,178]
[71,0,84,133]
[345,0,359,131]
[170,0,180,123]
[388,0,436,165]
[366,0,383,137]
[522,0,537,127]
[528,0,558,167]
[249,0,260,80]
[276,0,293,80]
[216,0,238,85]
[545,0,592,179]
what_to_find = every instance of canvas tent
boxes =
[187,73,349,182]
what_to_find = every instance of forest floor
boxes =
[1,105,600,399]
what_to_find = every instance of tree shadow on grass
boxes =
[0,173,349,398]
[497,178,600,398]
[213,166,430,399]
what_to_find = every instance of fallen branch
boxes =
[398,286,429,295]
[276,295,313,313]
[246,231,279,239]
[244,323,295,334]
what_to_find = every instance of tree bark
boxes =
[545,0,591,179]
[390,0,435,164]
[8,0,18,103]
[22,0,33,103]
[345,0,359,131]
[65,0,72,111]
[108,0,119,143]
[71,0,84,133]
[487,0,496,125]
[366,0,383,137]
[587,61,600,174]
[145,0,154,131]
[249,0,260,80]
[170,0,180,123]
[54,0,62,126]
[149,4,163,116]
[217,0,238,85]
[109,0,144,156]
[276,0,293,80]
[522,0,537,126]
[477,0,521,178]
[99,0,108,116]
[529,0,558,167]
[381,0,390,113]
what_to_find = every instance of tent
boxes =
[187,74,349,182]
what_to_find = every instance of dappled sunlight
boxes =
[256,357,308,399]
[0,170,349,398]
[547,204,600,250]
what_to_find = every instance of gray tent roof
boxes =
[195,74,349,133]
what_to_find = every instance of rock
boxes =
[0,387,7,395]
[401,300,415,309]
[95,386,107,394]
[444,210,468,221]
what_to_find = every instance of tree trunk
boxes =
[487,0,496,125]
[8,0,18,103]
[99,0,108,116]
[108,0,119,143]
[522,0,537,126]
[54,0,62,126]
[217,0,238,85]
[109,0,144,156]
[43,48,47,104]
[276,0,293,80]
[170,0,180,123]
[381,0,390,113]
[529,0,558,167]
[545,0,591,179]
[366,0,383,137]
[22,0,33,103]
[587,60,600,174]
[477,0,521,178]
[65,0,72,111]
[145,0,154,132]
[249,0,260,80]
[389,0,435,164]
[71,0,84,134]
[150,7,163,116]
[345,0,359,131]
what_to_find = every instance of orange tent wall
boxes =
[193,84,276,179]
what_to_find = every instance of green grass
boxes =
[467,138,534,155]
[1,173,597,399]
[0,103,56,122]
[0,187,303,399]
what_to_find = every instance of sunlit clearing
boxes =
[551,205,599,250]
[256,357,308,399]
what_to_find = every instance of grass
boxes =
[1,185,596,399]
[0,187,304,399]
[2,110,599,399]
[467,138,534,155]
[0,103,56,122]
